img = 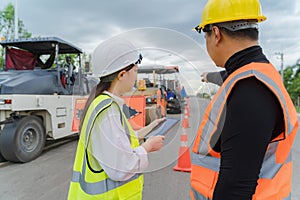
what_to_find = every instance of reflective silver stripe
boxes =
[284,193,291,200]
[191,149,289,180]
[84,98,131,145]
[259,142,291,178]
[259,143,282,178]
[191,178,291,200]
[252,70,293,133]
[73,151,141,195]
[190,187,210,200]
[72,170,141,195]
[84,98,113,146]
[224,69,292,134]
[197,89,226,154]
[260,150,292,179]
[191,151,220,172]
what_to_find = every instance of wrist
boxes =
[141,142,152,153]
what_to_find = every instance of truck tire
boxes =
[0,116,46,163]
[167,98,182,114]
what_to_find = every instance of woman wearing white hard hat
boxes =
[68,38,165,200]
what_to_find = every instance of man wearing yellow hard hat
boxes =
[190,0,298,199]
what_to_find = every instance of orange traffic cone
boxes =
[186,103,190,117]
[182,106,190,128]
[187,97,190,106]
[173,128,191,172]
[186,98,191,117]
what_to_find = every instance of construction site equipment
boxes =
[0,37,97,163]
[122,65,183,130]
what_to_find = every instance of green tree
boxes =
[0,3,31,39]
[283,59,300,104]
[0,3,32,68]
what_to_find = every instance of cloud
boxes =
[1,0,300,93]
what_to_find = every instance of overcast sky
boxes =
[1,0,300,94]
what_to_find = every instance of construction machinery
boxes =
[0,37,97,163]
[122,65,183,130]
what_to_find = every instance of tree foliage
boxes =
[282,59,300,104]
[0,3,31,40]
[0,3,32,68]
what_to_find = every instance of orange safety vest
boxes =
[190,62,298,200]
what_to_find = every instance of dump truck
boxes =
[0,37,97,163]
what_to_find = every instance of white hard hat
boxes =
[92,38,142,78]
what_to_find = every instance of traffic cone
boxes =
[186,101,190,117]
[182,106,190,128]
[186,97,190,106]
[173,128,191,172]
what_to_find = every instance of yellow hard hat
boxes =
[195,0,267,33]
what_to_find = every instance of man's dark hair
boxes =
[205,26,259,41]
[219,27,259,41]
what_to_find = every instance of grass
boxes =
[296,106,300,113]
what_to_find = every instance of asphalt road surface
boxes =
[0,97,299,200]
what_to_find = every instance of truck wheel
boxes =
[0,116,46,163]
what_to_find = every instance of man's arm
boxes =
[202,70,228,86]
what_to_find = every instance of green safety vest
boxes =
[68,94,144,200]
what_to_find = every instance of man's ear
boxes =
[212,26,221,46]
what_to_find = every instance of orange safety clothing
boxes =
[190,62,298,200]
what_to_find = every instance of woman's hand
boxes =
[141,135,165,153]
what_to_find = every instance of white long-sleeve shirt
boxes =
[88,91,148,182]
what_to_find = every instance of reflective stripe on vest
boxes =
[190,187,292,200]
[71,157,141,195]
[190,187,210,200]
[68,94,143,199]
[191,63,298,199]
[83,98,131,146]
